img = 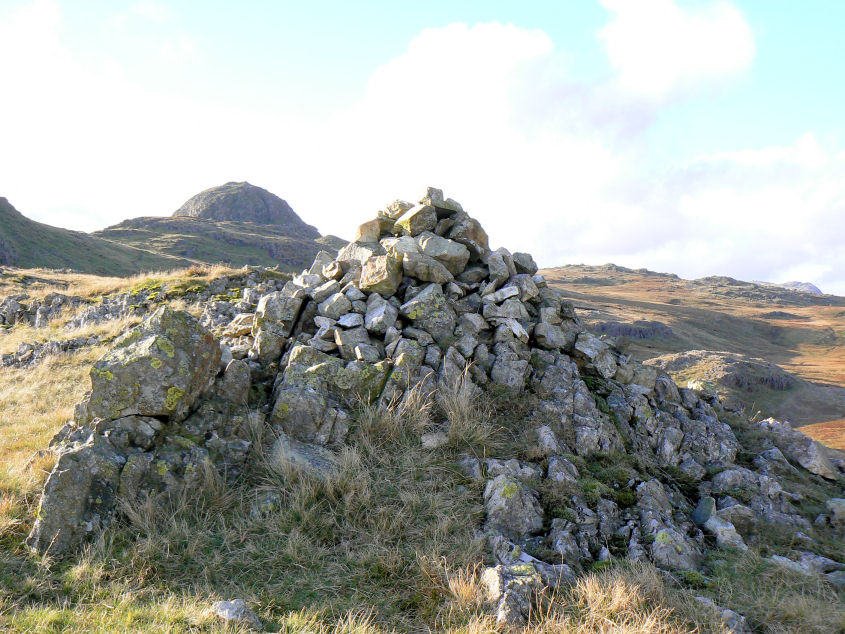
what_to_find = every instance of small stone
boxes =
[318,293,353,320]
[421,431,448,449]
[337,313,364,328]
[213,599,262,630]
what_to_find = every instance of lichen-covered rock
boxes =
[81,306,220,423]
[27,433,126,555]
[399,284,457,345]
[484,474,544,539]
[252,292,303,339]
[280,343,391,405]
[272,385,350,444]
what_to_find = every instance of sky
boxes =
[0,0,843,294]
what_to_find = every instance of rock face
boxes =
[173,181,320,238]
[27,185,845,603]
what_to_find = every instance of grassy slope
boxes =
[541,265,845,445]
[0,199,195,276]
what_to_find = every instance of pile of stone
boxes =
[0,292,84,328]
[26,188,845,628]
[0,337,99,369]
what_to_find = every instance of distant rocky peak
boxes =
[173,181,320,238]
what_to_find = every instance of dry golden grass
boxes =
[541,265,845,446]
[798,419,845,450]
[0,347,105,538]
[0,314,143,355]
[0,264,240,301]
[438,367,500,455]
[430,560,732,633]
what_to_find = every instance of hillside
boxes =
[0,197,194,276]
[2,183,346,276]
[95,215,345,272]
[541,264,845,446]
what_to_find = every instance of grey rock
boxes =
[212,599,263,630]
[399,284,457,345]
[402,251,454,284]
[219,359,250,404]
[484,474,544,539]
[81,307,220,423]
[27,434,126,555]
[318,292,353,320]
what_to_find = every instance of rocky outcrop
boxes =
[28,307,249,555]
[173,181,320,239]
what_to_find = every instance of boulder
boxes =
[219,359,250,403]
[359,255,403,296]
[318,293,353,321]
[573,332,617,379]
[482,563,542,627]
[533,323,566,350]
[758,418,840,480]
[490,352,529,391]
[27,434,126,555]
[364,295,399,335]
[415,232,470,275]
[280,343,391,405]
[82,307,220,423]
[336,241,386,265]
[448,213,489,257]
[270,431,337,478]
[512,252,538,275]
[402,252,454,284]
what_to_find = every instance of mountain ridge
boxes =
[1,184,345,276]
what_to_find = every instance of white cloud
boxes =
[599,0,755,100]
[130,0,175,23]
[1,1,842,296]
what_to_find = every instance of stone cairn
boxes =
[27,188,845,627]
